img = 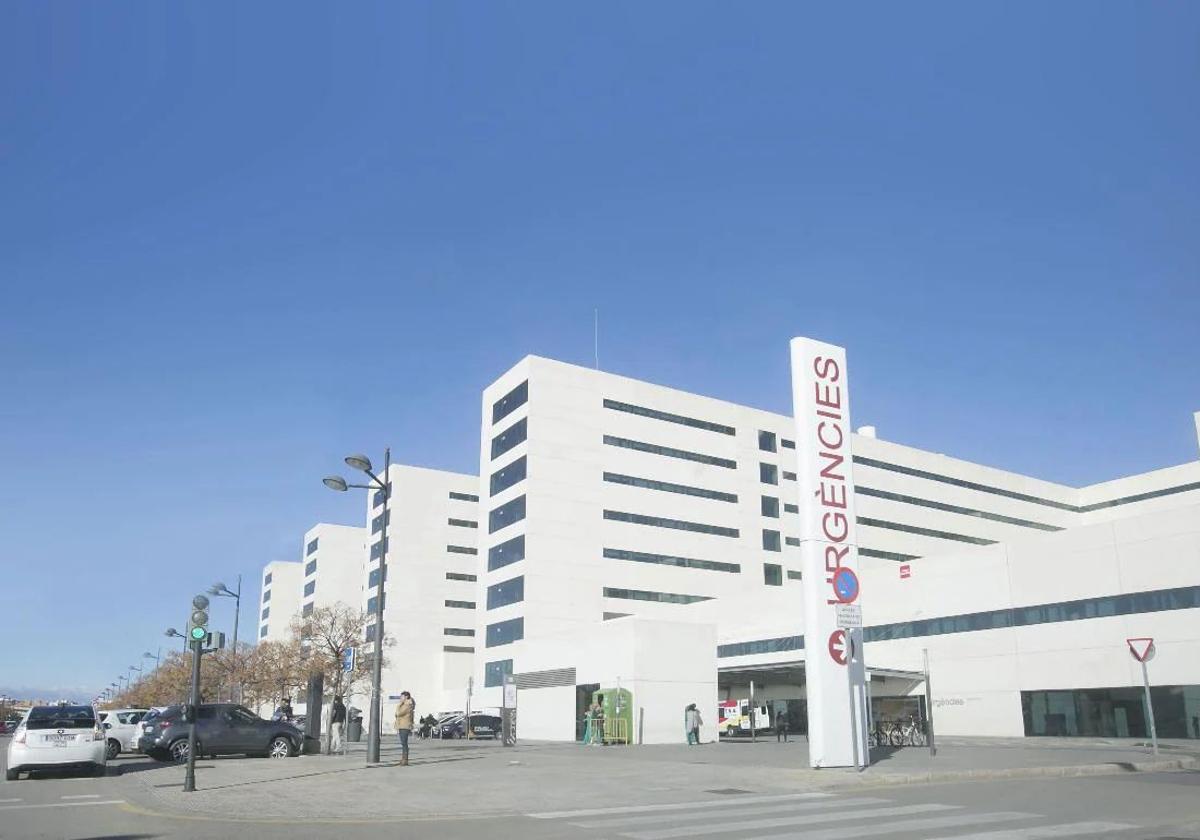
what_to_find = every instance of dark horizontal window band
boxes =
[603,435,736,470]
[603,587,713,605]
[603,472,737,503]
[604,547,740,574]
[449,518,478,528]
[859,547,920,562]
[716,585,1200,657]
[1081,481,1200,512]
[443,645,475,653]
[449,491,479,502]
[447,545,478,555]
[604,509,739,538]
[858,516,996,546]
[603,398,736,436]
[856,486,1062,532]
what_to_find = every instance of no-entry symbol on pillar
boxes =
[828,629,856,665]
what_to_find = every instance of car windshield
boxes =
[26,706,96,730]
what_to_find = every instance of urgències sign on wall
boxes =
[790,336,869,768]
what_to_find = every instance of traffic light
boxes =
[204,631,226,650]
[190,594,209,641]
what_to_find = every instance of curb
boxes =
[803,756,1199,789]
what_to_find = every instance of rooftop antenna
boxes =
[594,308,600,370]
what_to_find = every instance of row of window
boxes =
[604,434,737,470]
[491,455,527,497]
[489,533,525,572]
[715,585,1200,657]
[604,471,737,503]
[449,490,479,503]
[603,587,713,605]
[444,645,475,654]
[855,486,1061,532]
[445,627,475,637]
[603,398,736,436]
[604,509,739,538]
[446,572,477,582]
[493,380,528,424]
[448,544,477,555]
[486,616,524,647]
[603,547,740,574]
[489,495,526,534]
[859,547,919,562]
[487,575,524,609]
[858,516,996,546]
[305,559,317,576]
[446,599,475,609]
[491,417,527,460]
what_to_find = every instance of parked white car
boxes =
[98,708,149,759]
[129,707,169,753]
[6,704,107,780]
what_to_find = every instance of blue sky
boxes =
[1,2,1197,696]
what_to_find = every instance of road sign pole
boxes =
[924,648,936,758]
[1141,659,1158,755]
[750,680,756,743]
[846,628,861,772]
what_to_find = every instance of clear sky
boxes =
[1,2,1197,697]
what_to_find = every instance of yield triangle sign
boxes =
[1126,637,1155,662]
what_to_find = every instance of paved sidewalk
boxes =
[121,735,1200,822]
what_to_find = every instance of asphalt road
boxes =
[3,737,1200,839]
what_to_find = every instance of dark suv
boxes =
[138,703,303,762]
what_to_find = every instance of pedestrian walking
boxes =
[685,703,702,745]
[593,697,606,746]
[329,694,346,753]
[393,691,415,766]
[776,714,789,743]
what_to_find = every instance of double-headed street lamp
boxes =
[324,448,391,765]
[208,577,242,701]
[144,650,161,671]
[128,664,142,688]
[165,627,187,651]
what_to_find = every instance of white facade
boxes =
[362,464,480,732]
[299,523,367,619]
[258,560,303,643]
[471,354,1200,741]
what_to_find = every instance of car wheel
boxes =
[5,768,18,781]
[268,736,293,758]
[106,739,121,761]
[169,739,195,763]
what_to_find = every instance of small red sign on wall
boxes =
[899,564,911,579]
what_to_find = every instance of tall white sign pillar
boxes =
[790,337,869,768]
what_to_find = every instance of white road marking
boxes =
[749,812,1042,840]
[622,803,961,840]
[0,800,125,812]
[572,797,894,829]
[529,792,835,820]
[61,794,101,799]
[932,822,1138,839]
[0,798,22,803]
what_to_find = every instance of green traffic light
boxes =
[190,626,206,640]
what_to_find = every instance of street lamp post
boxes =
[209,577,242,702]
[324,448,391,765]
[128,664,142,687]
[144,649,161,671]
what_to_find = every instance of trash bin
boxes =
[347,711,363,742]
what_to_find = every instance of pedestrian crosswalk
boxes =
[527,791,1137,839]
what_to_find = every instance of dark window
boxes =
[450,491,479,502]
[603,472,736,503]
[367,594,385,613]
[370,539,389,560]
[489,534,526,571]
[604,612,632,621]
[603,435,736,469]
[782,470,797,481]
[856,486,1062,532]
[859,547,920,562]
[372,510,390,534]
[760,463,778,485]
[763,563,783,586]
[264,572,272,585]
[306,538,319,555]
[489,495,526,534]
[302,602,314,617]
[758,431,777,452]
[25,706,96,730]
[781,438,795,449]
[262,590,271,603]
[303,580,315,596]
[449,518,478,529]
[446,572,477,582]
[493,380,529,424]
[718,636,803,658]
[372,482,392,508]
[784,503,799,513]
[261,607,269,620]
[368,567,386,588]
[603,587,713,605]
[486,616,524,647]
[490,455,527,497]
[260,625,268,638]
[604,509,738,538]
[602,398,736,435]
[762,529,781,552]
[491,417,528,460]
[448,545,478,555]
[858,516,995,546]
[761,496,779,518]
[443,645,475,654]
[787,570,803,580]
[785,536,800,547]
[305,559,317,576]
[444,627,476,637]
[484,659,513,688]
[1022,685,1200,739]
[445,599,476,609]
[487,575,525,609]
[603,547,739,574]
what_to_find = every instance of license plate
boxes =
[46,734,73,746]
